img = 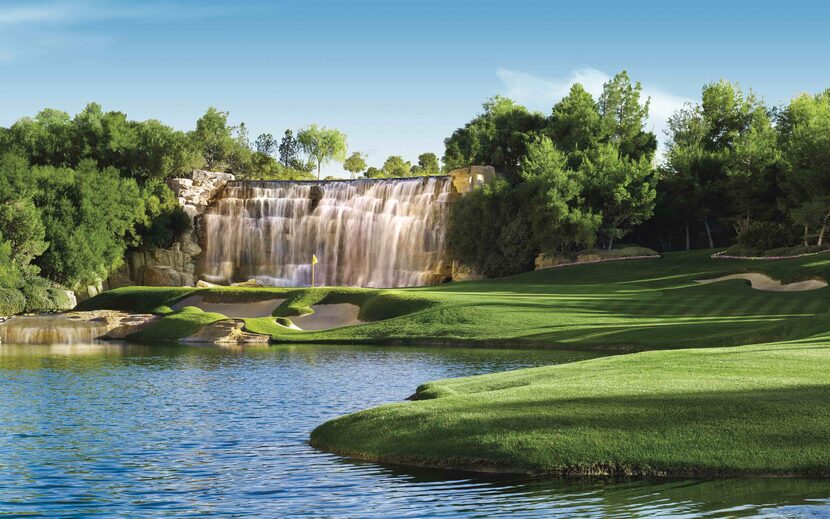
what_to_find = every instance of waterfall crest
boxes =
[198,176,454,288]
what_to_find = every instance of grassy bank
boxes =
[79,250,830,350]
[78,249,830,476]
[310,335,830,476]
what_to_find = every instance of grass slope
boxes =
[78,250,830,476]
[311,335,830,476]
[80,250,830,351]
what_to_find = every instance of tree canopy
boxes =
[297,125,348,180]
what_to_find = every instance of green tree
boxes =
[519,137,599,254]
[411,152,440,176]
[31,161,147,288]
[191,107,235,169]
[549,83,601,168]
[279,129,300,168]
[778,90,830,245]
[580,144,656,249]
[255,133,277,156]
[343,152,367,179]
[364,166,383,178]
[381,155,411,177]
[443,96,547,183]
[447,179,536,277]
[598,71,656,161]
[297,124,348,180]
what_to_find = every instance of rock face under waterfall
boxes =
[198,176,456,288]
[101,167,494,293]
[104,170,235,293]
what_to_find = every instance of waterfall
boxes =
[0,316,109,345]
[198,176,454,288]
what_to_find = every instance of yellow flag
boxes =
[312,254,318,265]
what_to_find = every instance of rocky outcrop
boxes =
[180,319,270,344]
[91,166,495,298]
[63,310,158,339]
[447,166,496,193]
[104,170,235,293]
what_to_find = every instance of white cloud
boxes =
[497,67,692,150]
[0,1,231,65]
[0,4,73,25]
[0,1,229,26]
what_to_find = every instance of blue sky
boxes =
[1,0,829,176]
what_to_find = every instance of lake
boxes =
[0,342,828,517]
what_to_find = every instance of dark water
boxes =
[0,343,828,518]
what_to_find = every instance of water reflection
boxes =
[0,342,827,517]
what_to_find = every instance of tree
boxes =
[343,152,367,179]
[364,166,383,178]
[549,83,601,168]
[411,152,440,176]
[255,133,277,156]
[443,96,548,183]
[30,160,147,288]
[191,107,235,169]
[519,137,599,254]
[381,155,411,177]
[297,124,348,180]
[598,71,656,161]
[580,144,656,249]
[662,81,779,249]
[278,129,299,168]
[779,90,830,245]
[447,179,536,277]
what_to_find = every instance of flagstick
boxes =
[311,261,315,287]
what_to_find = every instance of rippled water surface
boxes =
[1,342,829,517]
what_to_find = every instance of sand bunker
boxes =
[696,273,827,292]
[172,295,286,317]
[290,304,364,331]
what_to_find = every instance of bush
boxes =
[46,286,73,310]
[20,278,73,312]
[447,180,536,278]
[21,282,55,313]
[737,221,800,252]
[0,288,25,316]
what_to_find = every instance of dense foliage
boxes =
[446,73,830,276]
[0,104,324,313]
[446,72,658,275]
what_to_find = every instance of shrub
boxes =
[0,288,25,316]
[45,286,73,310]
[21,282,55,313]
[21,277,73,312]
[447,180,536,278]
[737,221,800,252]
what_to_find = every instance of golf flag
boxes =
[312,254,318,265]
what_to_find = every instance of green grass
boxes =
[311,335,830,476]
[126,306,229,342]
[79,250,830,350]
[79,249,830,476]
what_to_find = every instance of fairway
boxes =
[81,250,830,351]
[310,335,830,476]
[79,250,830,476]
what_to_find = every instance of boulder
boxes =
[142,265,183,286]
[63,310,157,339]
[451,260,485,281]
[180,319,270,344]
[448,166,497,194]
[231,278,262,287]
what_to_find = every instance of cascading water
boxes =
[0,316,109,345]
[198,177,455,288]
